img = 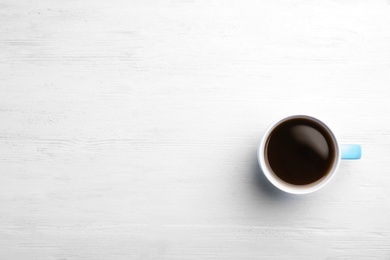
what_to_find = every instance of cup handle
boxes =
[340,144,361,160]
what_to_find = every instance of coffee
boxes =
[265,118,335,185]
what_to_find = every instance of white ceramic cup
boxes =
[257,115,361,194]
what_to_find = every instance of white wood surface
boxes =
[1,0,390,259]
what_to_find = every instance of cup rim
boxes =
[257,115,341,194]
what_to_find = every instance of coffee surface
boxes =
[265,118,335,185]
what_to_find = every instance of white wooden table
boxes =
[1,0,390,259]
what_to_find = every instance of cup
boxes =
[257,115,361,194]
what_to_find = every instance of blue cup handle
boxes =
[340,144,361,160]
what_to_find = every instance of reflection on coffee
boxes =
[265,118,335,185]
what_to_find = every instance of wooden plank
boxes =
[1,0,389,259]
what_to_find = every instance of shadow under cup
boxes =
[258,115,341,194]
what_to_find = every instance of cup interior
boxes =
[258,115,341,194]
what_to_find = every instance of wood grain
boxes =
[1,0,390,259]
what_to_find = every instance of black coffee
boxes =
[265,118,335,185]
